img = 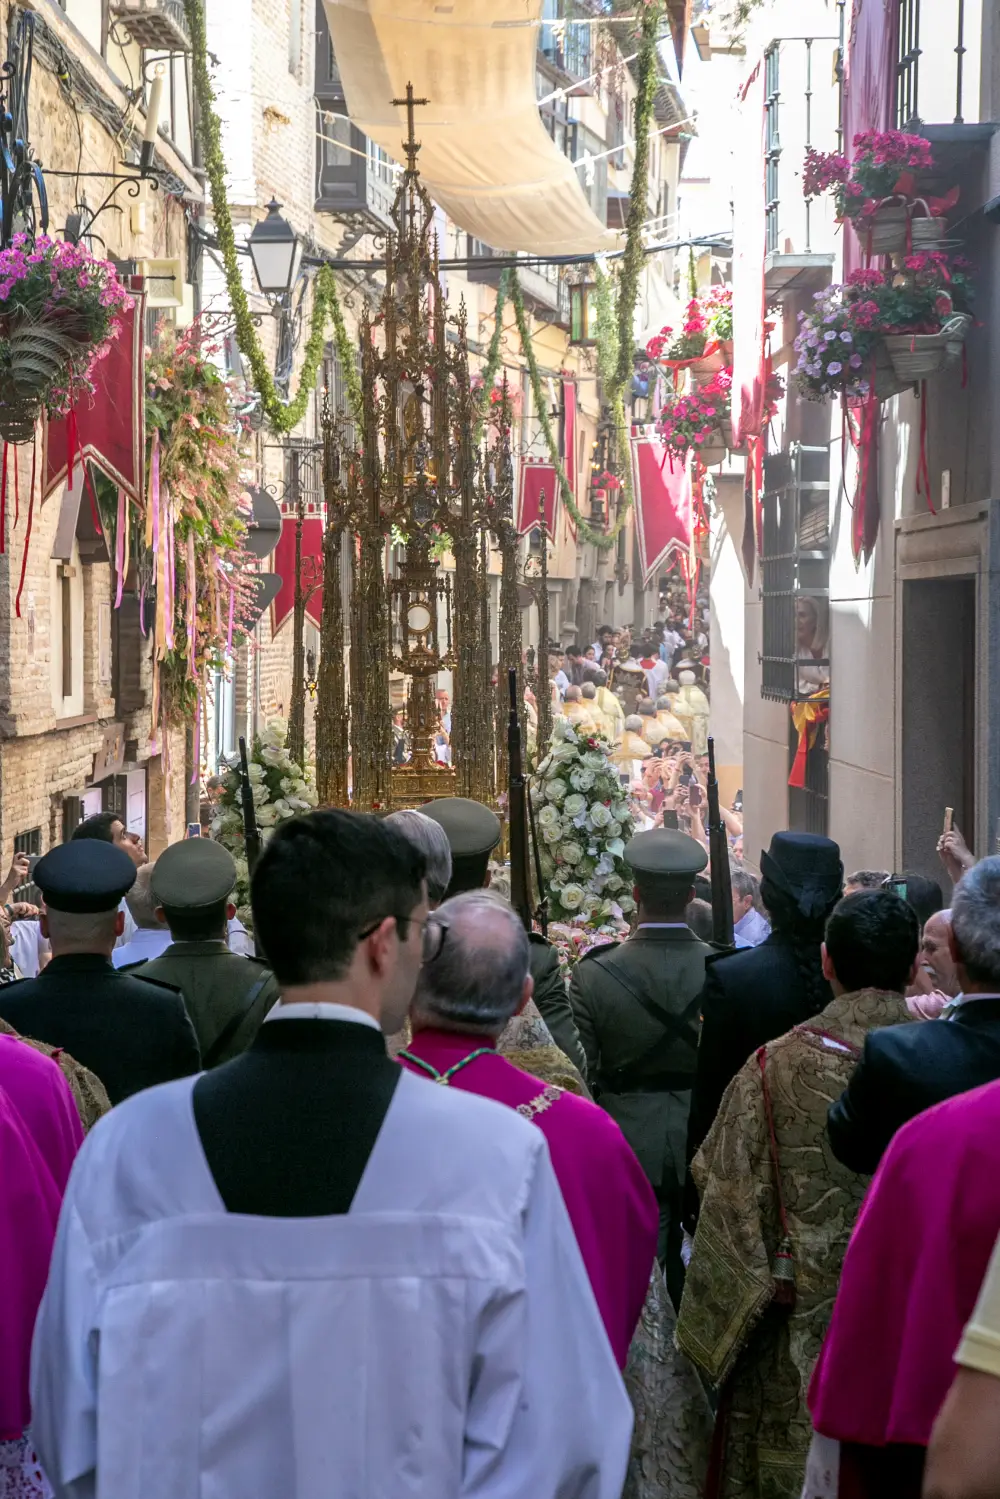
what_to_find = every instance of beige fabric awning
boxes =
[321,0,622,255]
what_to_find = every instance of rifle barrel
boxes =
[707,737,734,948]
[507,668,533,932]
[238,736,263,877]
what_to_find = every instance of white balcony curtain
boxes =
[321,0,621,254]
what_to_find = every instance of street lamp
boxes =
[247,199,302,297]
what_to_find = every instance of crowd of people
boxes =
[1,761,1000,1498]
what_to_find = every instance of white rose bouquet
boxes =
[210,721,319,929]
[528,716,635,926]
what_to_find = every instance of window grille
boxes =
[764,43,781,255]
[760,444,830,703]
[896,0,921,127]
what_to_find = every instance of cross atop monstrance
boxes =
[392,82,429,174]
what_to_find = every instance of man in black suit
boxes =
[686,831,844,1181]
[829,855,1000,1176]
[0,840,201,1104]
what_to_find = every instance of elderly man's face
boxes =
[920,911,959,996]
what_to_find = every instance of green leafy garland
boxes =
[509,268,620,550]
[474,269,509,444]
[185,0,362,433]
[505,3,662,550]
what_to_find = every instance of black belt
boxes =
[599,1070,695,1095]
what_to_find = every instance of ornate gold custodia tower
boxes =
[315,85,509,810]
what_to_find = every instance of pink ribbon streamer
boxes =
[114,488,126,608]
[227,578,235,652]
[192,687,201,786]
[164,494,175,653]
[186,531,197,678]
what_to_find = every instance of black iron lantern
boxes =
[247,199,302,296]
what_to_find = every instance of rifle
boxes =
[706,736,734,948]
[238,736,263,876]
[507,668,533,934]
[527,781,549,938]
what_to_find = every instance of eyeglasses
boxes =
[356,913,448,965]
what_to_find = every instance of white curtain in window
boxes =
[321,0,621,254]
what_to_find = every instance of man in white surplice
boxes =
[31,809,632,1499]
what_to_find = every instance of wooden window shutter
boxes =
[112,595,147,715]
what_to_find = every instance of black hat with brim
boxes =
[760,831,843,920]
[35,840,137,914]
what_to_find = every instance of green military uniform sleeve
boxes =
[527,936,588,1083]
[568,947,616,1086]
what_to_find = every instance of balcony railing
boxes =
[896,0,982,127]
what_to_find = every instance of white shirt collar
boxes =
[265,1002,381,1031]
[953,992,1000,1006]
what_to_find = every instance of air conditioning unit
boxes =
[138,257,183,309]
[110,0,190,51]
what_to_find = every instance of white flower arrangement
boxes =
[210,721,319,930]
[528,716,635,927]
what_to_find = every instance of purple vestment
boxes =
[0,1036,83,1438]
[810,1078,1000,1449]
[401,1029,658,1366]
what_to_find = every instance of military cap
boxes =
[624,828,708,878]
[35,840,137,914]
[421,797,502,857]
[151,838,237,910]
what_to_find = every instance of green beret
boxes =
[421,797,502,858]
[625,829,708,878]
[151,839,237,910]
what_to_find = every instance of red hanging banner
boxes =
[516,457,558,536]
[43,292,147,504]
[562,377,577,538]
[629,428,693,586]
[270,510,325,634]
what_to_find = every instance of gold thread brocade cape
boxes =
[676,989,912,1499]
[0,1016,111,1131]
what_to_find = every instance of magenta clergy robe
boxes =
[400,1029,658,1366]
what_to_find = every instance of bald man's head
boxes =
[410,889,532,1036]
[920,908,959,996]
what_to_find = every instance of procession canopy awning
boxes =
[321,0,622,255]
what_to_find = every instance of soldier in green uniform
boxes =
[568,828,712,1308]
[419,797,589,1084]
[130,840,279,1068]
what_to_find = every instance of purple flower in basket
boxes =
[849,353,863,369]
[839,331,853,344]
[827,361,843,376]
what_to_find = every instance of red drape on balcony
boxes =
[629,429,692,587]
[843,0,899,561]
[843,0,901,275]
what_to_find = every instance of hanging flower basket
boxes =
[689,346,727,386]
[883,313,972,382]
[866,204,909,256]
[698,434,728,467]
[0,236,131,442]
[872,343,910,400]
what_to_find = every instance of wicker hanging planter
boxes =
[697,435,728,467]
[689,346,727,387]
[0,316,88,443]
[883,313,972,382]
[866,205,909,256]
